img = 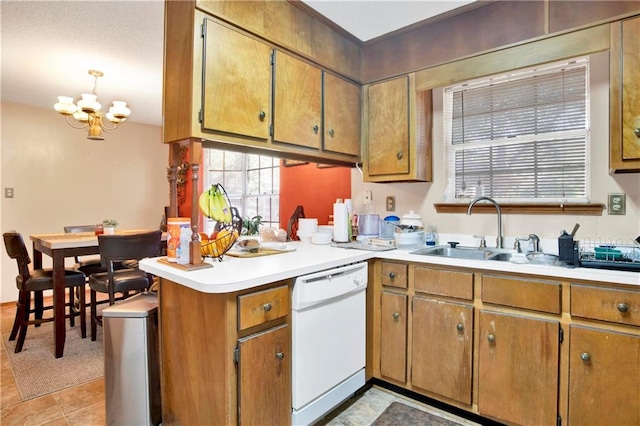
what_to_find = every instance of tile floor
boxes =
[1,301,478,426]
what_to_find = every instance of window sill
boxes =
[434,203,605,216]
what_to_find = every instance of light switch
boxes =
[4,187,14,198]
[386,196,396,212]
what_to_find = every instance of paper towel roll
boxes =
[333,203,350,242]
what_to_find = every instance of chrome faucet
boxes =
[467,196,503,249]
[515,234,540,253]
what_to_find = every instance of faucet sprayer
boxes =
[467,196,503,249]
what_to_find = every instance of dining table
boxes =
[30,229,163,358]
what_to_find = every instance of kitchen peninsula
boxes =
[140,243,639,425]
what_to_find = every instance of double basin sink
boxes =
[410,245,565,266]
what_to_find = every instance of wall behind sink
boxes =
[352,52,640,250]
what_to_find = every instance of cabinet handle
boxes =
[388,272,396,279]
[276,352,284,360]
[263,303,272,312]
[396,152,403,160]
[487,333,496,344]
[393,312,400,320]
[617,303,629,313]
[313,125,319,134]
[329,129,335,137]
[456,323,464,332]
[580,352,591,362]
[259,110,266,121]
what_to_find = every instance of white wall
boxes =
[1,102,167,303]
[352,52,640,251]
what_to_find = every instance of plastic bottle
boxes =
[178,226,192,264]
[425,225,437,246]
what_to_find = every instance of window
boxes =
[202,149,280,234]
[443,57,590,203]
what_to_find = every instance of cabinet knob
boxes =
[580,352,591,362]
[617,303,629,313]
[313,125,319,134]
[263,303,272,312]
[329,129,335,137]
[259,110,266,121]
[276,351,284,360]
[396,152,403,160]
[456,323,464,332]
[388,272,396,279]
[393,312,400,320]
[487,333,496,344]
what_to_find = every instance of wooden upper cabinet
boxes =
[202,19,272,141]
[273,51,322,150]
[610,16,640,172]
[365,74,432,182]
[323,73,360,156]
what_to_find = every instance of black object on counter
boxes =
[558,231,579,266]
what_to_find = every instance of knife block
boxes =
[558,232,579,265]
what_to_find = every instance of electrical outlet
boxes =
[386,196,396,211]
[364,190,372,205]
[4,187,14,198]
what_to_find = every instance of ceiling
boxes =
[1,1,475,128]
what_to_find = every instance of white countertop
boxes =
[140,242,640,293]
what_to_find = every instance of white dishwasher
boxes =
[291,262,368,426]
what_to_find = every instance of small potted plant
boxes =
[102,219,119,235]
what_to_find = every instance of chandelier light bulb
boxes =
[108,101,131,119]
[77,93,101,113]
[73,110,89,123]
[53,96,78,115]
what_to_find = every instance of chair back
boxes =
[3,231,31,280]
[98,231,162,269]
[64,225,96,233]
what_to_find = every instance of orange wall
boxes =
[279,161,351,228]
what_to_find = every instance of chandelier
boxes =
[53,70,131,140]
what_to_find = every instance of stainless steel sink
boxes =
[410,246,498,260]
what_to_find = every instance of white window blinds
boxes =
[443,58,590,203]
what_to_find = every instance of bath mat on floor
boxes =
[372,401,464,426]
[1,313,104,401]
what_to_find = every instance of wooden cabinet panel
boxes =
[482,275,561,314]
[478,311,559,425]
[610,16,640,172]
[367,76,410,176]
[412,297,473,405]
[380,262,408,288]
[571,284,640,327]
[568,325,640,425]
[238,285,289,330]
[380,291,407,383]
[202,19,272,140]
[273,51,322,149]
[237,324,291,425]
[414,267,473,300]
[323,72,360,156]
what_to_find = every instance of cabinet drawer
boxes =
[571,285,640,327]
[413,267,473,300]
[482,275,561,314]
[238,285,289,331]
[381,262,408,288]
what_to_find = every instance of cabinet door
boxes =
[367,76,410,176]
[478,311,559,425]
[273,51,322,149]
[323,72,360,156]
[237,324,291,426]
[380,291,407,383]
[412,297,473,405]
[202,19,272,140]
[568,325,640,425]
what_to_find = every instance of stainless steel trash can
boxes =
[103,292,161,425]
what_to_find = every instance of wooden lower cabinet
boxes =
[380,291,407,383]
[477,311,560,425]
[411,297,473,405]
[568,326,640,425]
[237,324,291,425]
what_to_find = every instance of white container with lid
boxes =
[400,211,424,229]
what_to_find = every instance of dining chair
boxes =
[3,231,87,352]
[88,230,162,341]
[64,225,106,276]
